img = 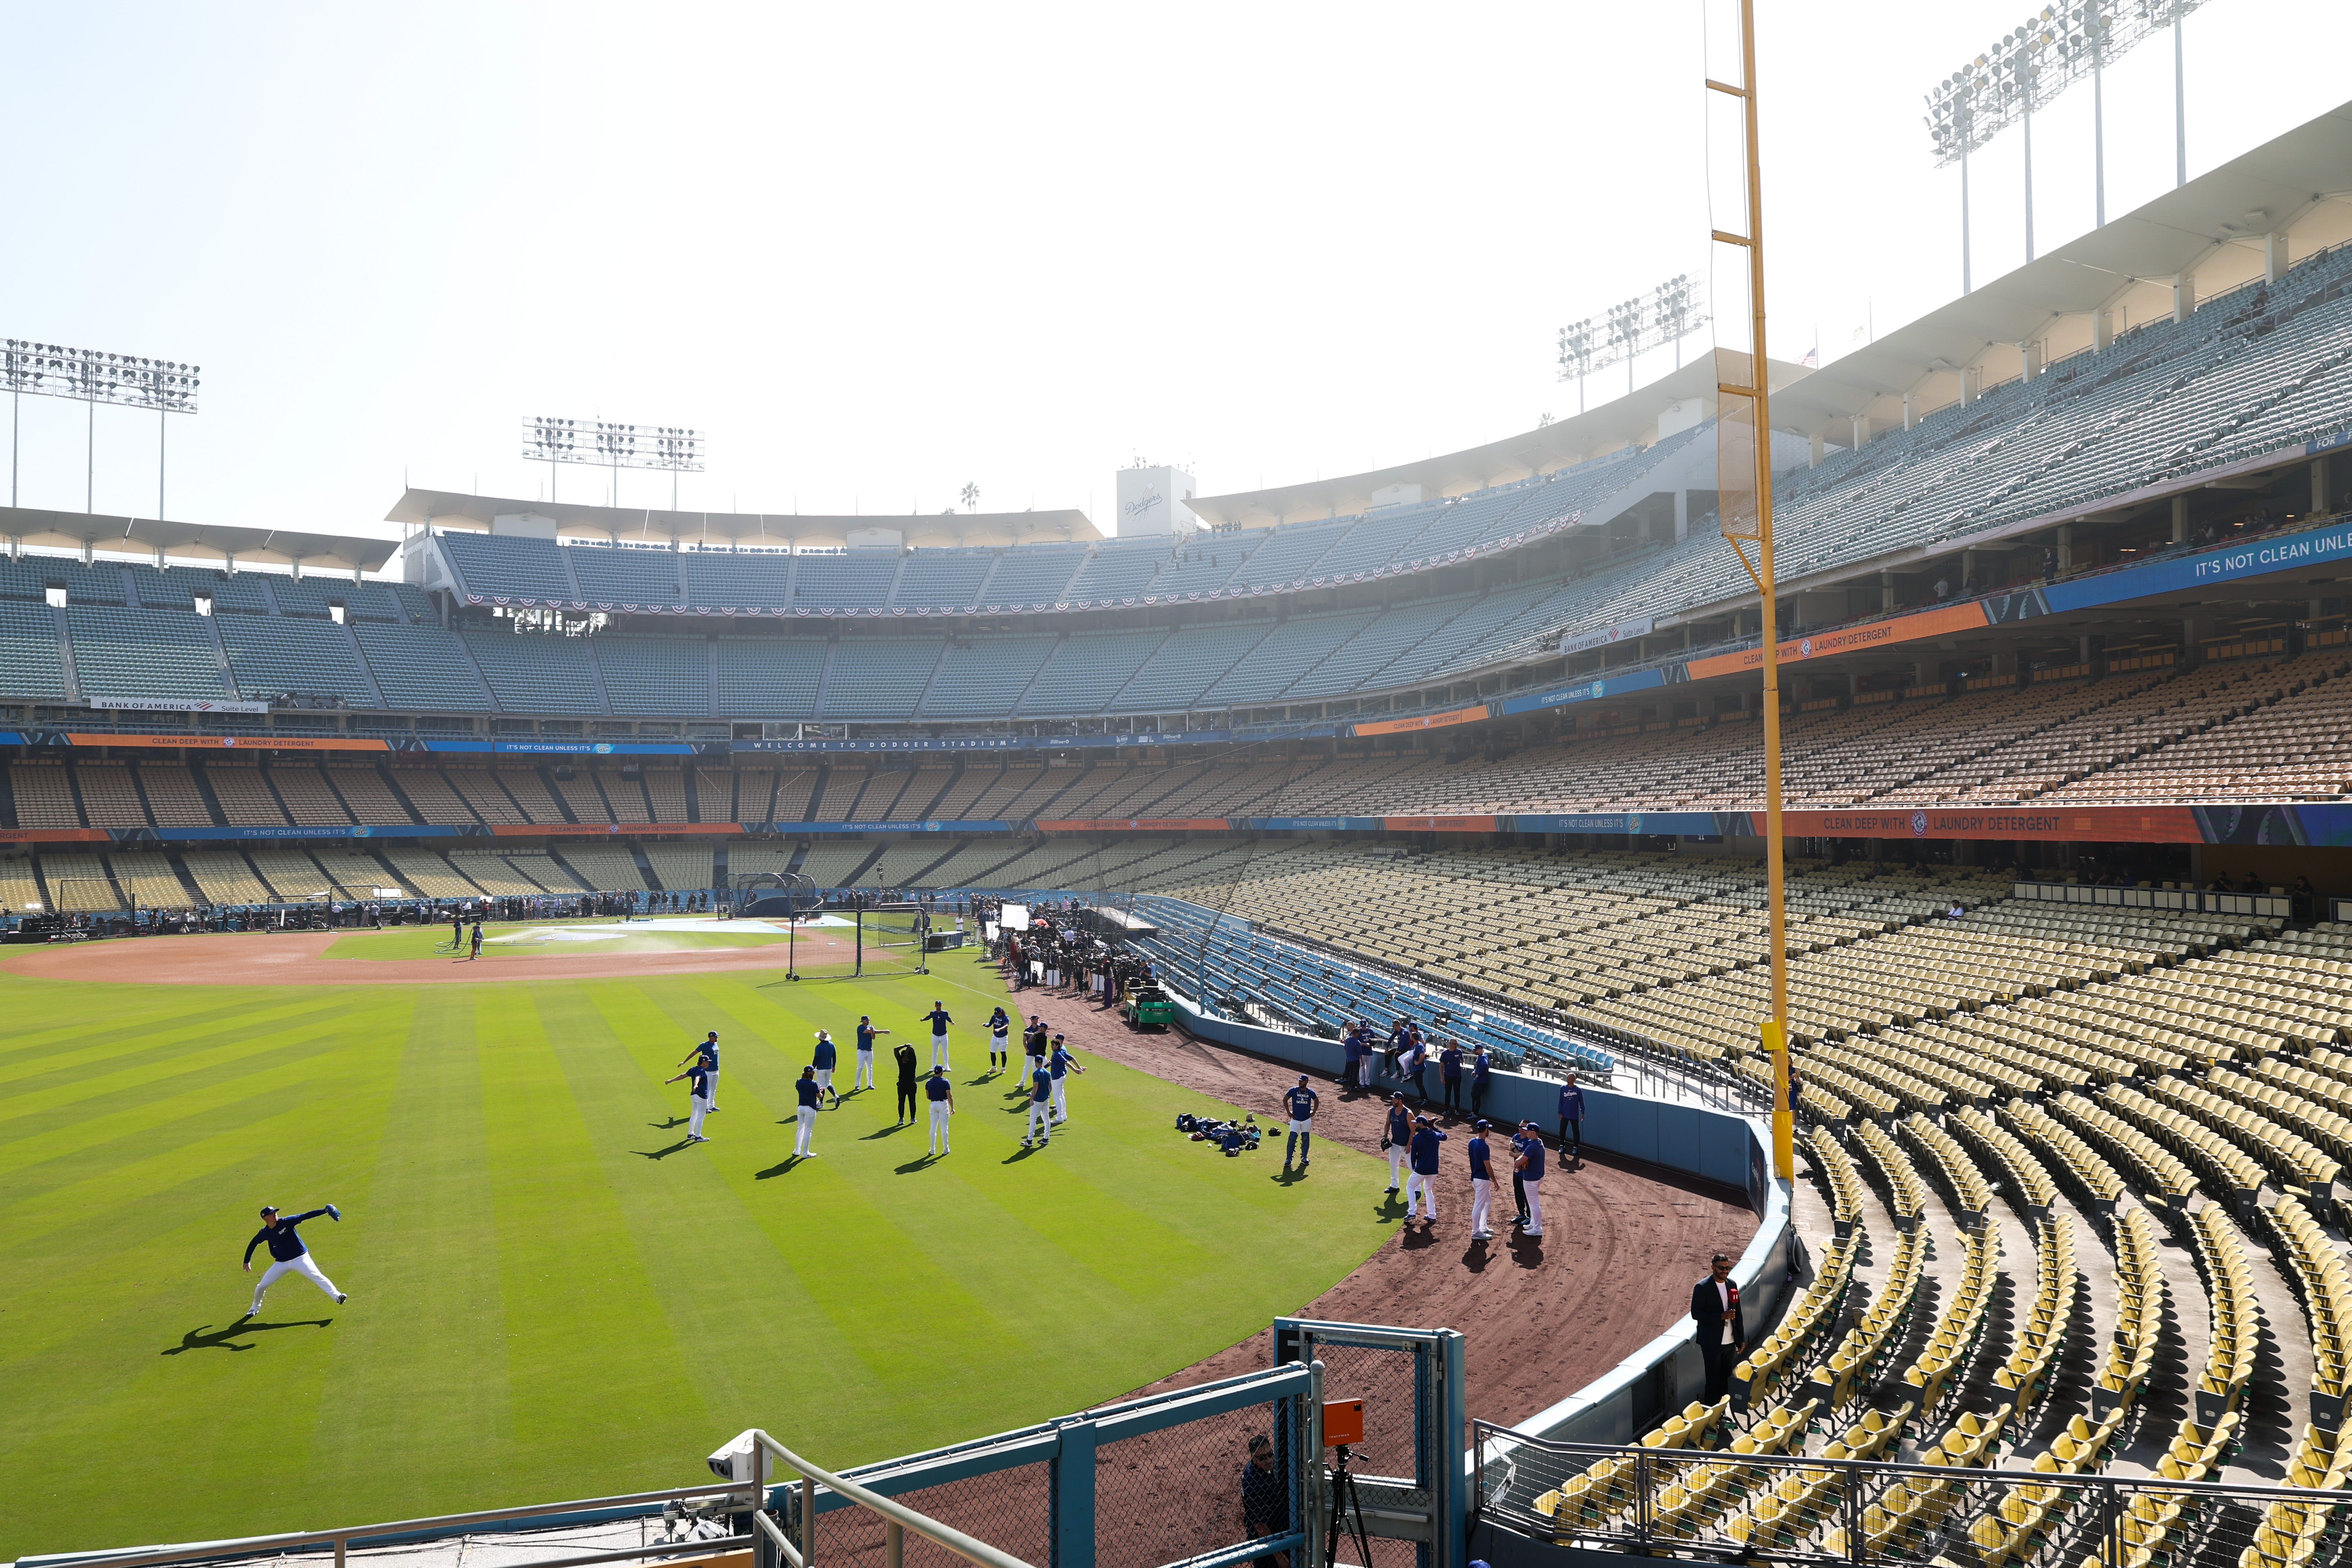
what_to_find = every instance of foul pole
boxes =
[1709,0,1793,1180]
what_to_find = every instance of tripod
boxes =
[1326,1443,1376,1568]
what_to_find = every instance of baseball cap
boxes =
[1473,1118,1492,1130]
[1297,1073,1309,1084]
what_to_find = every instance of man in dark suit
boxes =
[1691,1253,1746,1403]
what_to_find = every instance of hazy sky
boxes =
[1,0,2345,540]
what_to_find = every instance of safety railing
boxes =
[19,1482,761,1568]
[1472,1422,2352,1568]
[746,1430,1029,1568]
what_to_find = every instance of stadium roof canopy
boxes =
[0,505,397,573]
[1185,354,1818,529]
[1192,97,2352,530]
[385,490,1103,549]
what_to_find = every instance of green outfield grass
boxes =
[324,923,799,960]
[0,956,1384,1559]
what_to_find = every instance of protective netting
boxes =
[1092,1394,1298,1568]
[800,1461,1052,1568]
[1311,1338,1429,1568]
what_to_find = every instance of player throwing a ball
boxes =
[244,1203,347,1315]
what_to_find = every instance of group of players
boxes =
[239,993,1576,1317]
[655,1001,1087,1161]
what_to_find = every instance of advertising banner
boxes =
[780,820,1002,834]
[60,733,392,752]
[114,823,468,841]
[1241,816,1386,832]
[1034,817,1229,833]
[1506,811,1720,836]
[88,697,271,715]
[1706,805,2207,843]
[1683,601,1993,682]
[1380,814,1500,832]
[1349,703,1493,738]
[0,827,111,843]
[424,738,702,756]
[733,731,1228,753]
[489,822,741,837]
[1498,664,1674,716]
[1554,617,1655,658]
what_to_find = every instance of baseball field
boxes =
[0,939,1387,1561]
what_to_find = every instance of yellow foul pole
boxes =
[1711,0,1793,1180]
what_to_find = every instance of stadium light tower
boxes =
[1556,319,1599,413]
[4,341,200,516]
[1709,0,1794,1181]
[1556,277,1708,411]
[1928,1,2209,289]
[524,417,704,510]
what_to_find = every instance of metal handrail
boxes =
[747,1432,1031,1568]
[28,1482,760,1568]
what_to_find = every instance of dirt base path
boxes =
[1012,972,1759,1429]
[0,928,864,985]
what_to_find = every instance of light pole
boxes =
[3,341,199,516]
[525,418,703,515]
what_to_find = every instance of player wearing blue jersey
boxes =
[1048,1036,1082,1122]
[664,1058,714,1142]
[1405,1117,1446,1227]
[792,1067,823,1158]
[922,1001,953,1069]
[243,1204,346,1315]
[1382,1094,1413,1192]
[924,1065,955,1155]
[673,1031,721,1112]
[1021,1062,1055,1147]
[1280,1075,1319,1169]
[987,1006,1012,1073]
[812,1030,841,1107]
[1467,1120,1496,1240]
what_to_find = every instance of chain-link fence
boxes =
[777,1364,1317,1568]
[1273,1321,1466,1568]
[1473,1422,2350,1568]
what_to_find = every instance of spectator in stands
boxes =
[2294,875,2318,921]
[2042,546,2058,582]
[2239,871,2264,895]
[1691,1254,1745,1403]
[1933,575,1950,602]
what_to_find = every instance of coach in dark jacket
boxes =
[1691,1252,1745,1403]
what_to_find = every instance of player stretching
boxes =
[987,1006,1011,1074]
[244,1203,347,1315]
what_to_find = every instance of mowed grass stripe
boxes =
[306,988,520,1523]
[0,994,401,1550]
[0,999,381,1136]
[546,986,885,1437]
[474,986,710,1493]
[0,986,353,1081]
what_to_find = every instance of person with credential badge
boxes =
[1692,1252,1746,1402]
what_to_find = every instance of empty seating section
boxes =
[107,853,185,908]
[137,763,212,826]
[889,551,992,610]
[714,637,823,717]
[1019,630,1164,713]
[797,843,876,889]
[0,555,125,603]
[204,762,286,825]
[789,555,900,609]
[353,624,494,711]
[180,851,271,904]
[684,551,791,609]
[461,631,605,715]
[600,636,713,716]
[245,850,333,900]
[922,637,1056,718]
[1063,540,1169,602]
[447,851,553,895]
[72,763,145,827]
[566,545,680,605]
[821,639,941,718]
[215,615,378,705]
[64,606,226,700]
[197,572,273,614]
[386,765,477,824]
[268,765,354,824]
[39,851,118,910]
[443,534,565,601]
[639,845,714,892]
[553,845,647,891]
[0,599,70,699]
[380,849,481,898]
[443,768,527,823]
[269,574,366,619]
[976,546,1086,608]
